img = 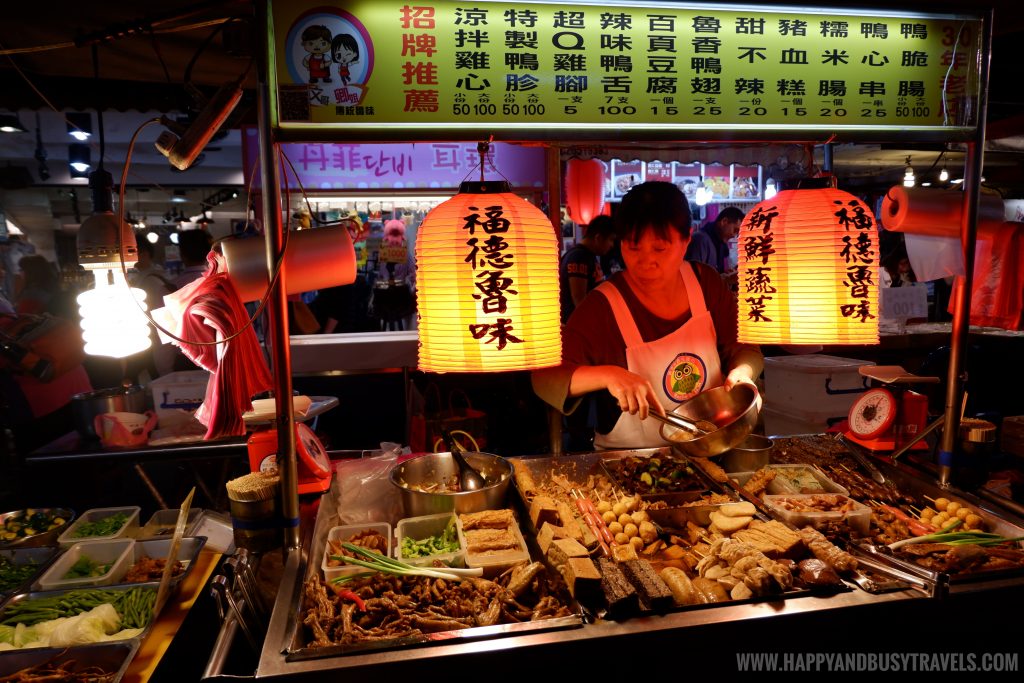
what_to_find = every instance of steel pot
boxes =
[390,451,513,517]
[660,384,760,458]
[721,434,774,473]
[70,385,148,439]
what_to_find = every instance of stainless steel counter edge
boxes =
[289,332,418,375]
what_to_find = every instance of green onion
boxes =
[889,519,1024,550]
[328,543,483,582]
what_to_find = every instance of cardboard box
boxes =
[149,370,210,417]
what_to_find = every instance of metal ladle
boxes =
[442,428,487,491]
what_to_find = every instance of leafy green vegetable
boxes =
[0,556,40,592]
[888,518,1024,550]
[62,556,112,579]
[71,513,129,539]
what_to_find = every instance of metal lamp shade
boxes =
[416,181,561,373]
[737,187,880,345]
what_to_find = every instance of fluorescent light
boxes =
[66,112,92,141]
[0,114,27,133]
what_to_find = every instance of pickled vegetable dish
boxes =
[606,456,705,494]
[2,509,68,542]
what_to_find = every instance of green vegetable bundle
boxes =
[0,586,155,629]
[0,557,39,592]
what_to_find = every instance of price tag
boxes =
[880,283,928,320]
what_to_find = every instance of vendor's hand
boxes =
[724,369,762,411]
[604,366,663,420]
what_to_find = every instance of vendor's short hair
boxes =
[715,206,746,225]
[615,181,691,242]
[584,215,616,239]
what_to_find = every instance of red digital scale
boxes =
[247,422,332,494]
[843,366,938,452]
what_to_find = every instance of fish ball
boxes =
[956,507,970,520]
[602,511,617,525]
[629,536,645,551]
[946,501,962,515]
[623,523,639,538]
[934,497,950,511]
[626,496,641,512]
[631,511,650,524]
[614,532,630,545]
[618,513,633,527]
[608,522,623,535]
[965,514,983,528]
[612,503,628,517]
[920,508,935,521]
[597,501,613,514]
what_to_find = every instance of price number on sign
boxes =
[880,284,928,320]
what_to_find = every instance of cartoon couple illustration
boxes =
[300,25,358,86]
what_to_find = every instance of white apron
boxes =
[594,264,724,450]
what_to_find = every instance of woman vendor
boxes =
[532,181,763,450]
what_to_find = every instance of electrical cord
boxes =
[116,118,292,348]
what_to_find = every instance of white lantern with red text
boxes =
[416,180,562,372]
[736,184,880,345]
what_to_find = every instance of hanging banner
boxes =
[240,130,546,189]
[271,0,983,137]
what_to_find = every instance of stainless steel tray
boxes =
[282,486,583,661]
[0,640,139,682]
[0,583,158,643]
[0,547,60,600]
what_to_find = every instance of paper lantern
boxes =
[416,180,562,372]
[736,186,880,345]
[565,158,606,225]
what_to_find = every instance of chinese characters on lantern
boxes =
[462,203,523,350]
[835,198,877,323]
[742,203,779,323]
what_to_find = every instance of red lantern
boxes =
[565,158,606,226]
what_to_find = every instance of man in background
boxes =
[686,206,744,290]
[559,215,617,324]
[173,229,213,288]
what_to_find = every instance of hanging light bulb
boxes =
[903,156,915,187]
[146,231,159,244]
[169,231,179,244]
[764,177,778,200]
[939,166,949,182]
[76,169,152,358]
[695,184,714,206]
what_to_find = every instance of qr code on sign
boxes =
[279,85,312,121]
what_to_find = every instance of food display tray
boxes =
[0,583,159,644]
[284,488,583,661]
[0,508,75,549]
[0,640,140,683]
[57,506,140,547]
[0,547,60,601]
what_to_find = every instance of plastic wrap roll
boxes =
[881,186,1005,238]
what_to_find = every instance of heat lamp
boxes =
[76,169,152,358]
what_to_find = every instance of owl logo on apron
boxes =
[663,352,707,402]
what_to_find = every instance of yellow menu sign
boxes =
[271,1,983,135]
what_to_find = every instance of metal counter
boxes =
[249,452,935,679]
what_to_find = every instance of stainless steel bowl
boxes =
[0,508,75,548]
[71,385,148,439]
[390,452,513,517]
[721,434,774,473]
[660,384,760,458]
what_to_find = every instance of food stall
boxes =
[5,0,1024,680]
[195,0,1024,678]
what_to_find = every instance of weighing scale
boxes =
[244,396,339,495]
[843,366,939,452]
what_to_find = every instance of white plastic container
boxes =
[763,494,871,535]
[764,464,849,496]
[149,370,210,418]
[58,507,140,547]
[322,523,392,582]
[456,513,530,578]
[36,539,135,590]
[395,513,465,568]
[763,355,874,419]
[763,405,847,437]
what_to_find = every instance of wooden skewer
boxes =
[923,495,936,503]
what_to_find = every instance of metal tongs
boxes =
[647,411,712,436]
[834,433,887,485]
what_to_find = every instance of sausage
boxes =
[879,504,936,535]
[692,576,729,603]
[660,566,700,606]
